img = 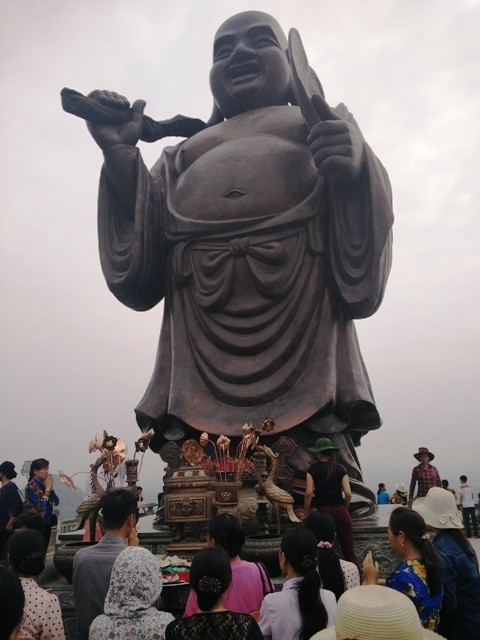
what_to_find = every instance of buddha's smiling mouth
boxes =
[228,62,261,84]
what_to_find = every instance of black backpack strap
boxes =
[255,561,274,595]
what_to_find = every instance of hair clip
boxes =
[317,541,333,549]
[301,554,317,570]
[197,575,221,593]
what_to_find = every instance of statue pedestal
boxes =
[352,504,399,576]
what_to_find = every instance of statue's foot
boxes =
[349,493,377,519]
[349,478,377,519]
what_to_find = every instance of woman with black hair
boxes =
[183,513,274,616]
[258,527,336,640]
[303,437,357,565]
[305,511,360,600]
[24,459,59,551]
[363,506,443,632]
[377,483,390,504]
[0,461,23,560]
[166,547,262,640]
[413,487,480,639]
[0,565,25,640]
[8,529,65,639]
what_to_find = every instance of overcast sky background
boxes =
[1,0,479,506]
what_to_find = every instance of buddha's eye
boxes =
[224,189,246,199]
[253,36,278,48]
[214,45,234,61]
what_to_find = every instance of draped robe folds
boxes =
[97,111,393,467]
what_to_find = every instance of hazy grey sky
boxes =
[1,0,479,503]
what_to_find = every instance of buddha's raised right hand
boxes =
[85,90,146,151]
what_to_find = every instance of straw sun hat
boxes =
[412,487,463,529]
[396,482,408,494]
[310,585,444,640]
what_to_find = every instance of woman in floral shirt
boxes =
[24,459,59,551]
[363,507,443,632]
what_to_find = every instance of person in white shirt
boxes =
[459,475,479,538]
[258,527,336,640]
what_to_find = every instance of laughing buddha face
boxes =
[209,11,292,119]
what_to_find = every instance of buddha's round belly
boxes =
[172,136,318,220]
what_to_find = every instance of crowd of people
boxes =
[0,458,65,640]
[376,447,480,540]
[0,459,58,561]
[1,445,479,640]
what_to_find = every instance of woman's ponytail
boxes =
[281,528,328,640]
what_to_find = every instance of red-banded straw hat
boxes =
[414,447,435,461]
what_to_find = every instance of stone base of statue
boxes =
[351,504,400,576]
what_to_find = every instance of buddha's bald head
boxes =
[213,11,288,54]
[209,11,292,119]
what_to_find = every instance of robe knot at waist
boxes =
[202,238,287,275]
[230,237,250,257]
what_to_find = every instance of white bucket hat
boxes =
[310,585,444,640]
[412,487,463,529]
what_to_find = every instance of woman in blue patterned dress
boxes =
[363,507,443,632]
[24,458,59,551]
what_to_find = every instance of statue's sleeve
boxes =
[326,143,394,319]
[97,147,166,311]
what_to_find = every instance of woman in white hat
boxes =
[310,584,444,639]
[413,487,480,640]
[391,482,408,505]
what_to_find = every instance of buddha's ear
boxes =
[285,47,298,106]
[206,102,224,127]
